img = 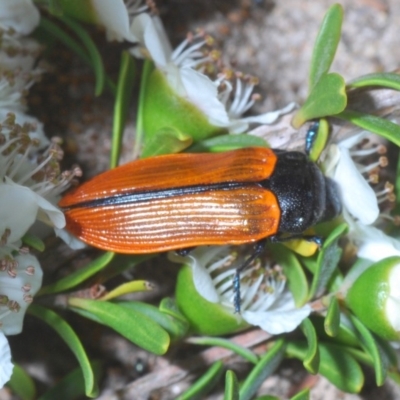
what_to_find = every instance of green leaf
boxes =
[39,252,115,295]
[117,300,189,340]
[301,318,320,374]
[8,364,36,400]
[141,127,193,158]
[176,361,224,400]
[290,389,310,400]
[350,315,388,386]
[134,59,154,158]
[348,72,400,90]
[110,51,136,168]
[268,244,309,306]
[38,17,89,63]
[310,315,359,348]
[239,339,286,400]
[336,110,400,147]
[293,73,347,128]
[308,118,329,162]
[308,223,346,299]
[188,134,268,153]
[287,341,364,393]
[38,361,102,400]
[188,336,258,364]
[324,296,340,337]
[21,233,45,252]
[68,298,170,354]
[224,370,239,400]
[58,16,106,96]
[309,4,344,89]
[100,280,154,301]
[28,304,97,397]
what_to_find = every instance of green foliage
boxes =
[68,298,170,355]
[8,364,36,400]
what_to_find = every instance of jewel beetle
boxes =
[59,141,341,312]
[60,146,341,252]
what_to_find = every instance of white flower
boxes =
[324,131,398,263]
[0,116,84,247]
[324,132,382,225]
[0,332,12,388]
[87,0,146,42]
[347,220,400,262]
[0,0,40,36]
[0,252,42,335]
[130,14,294,134]
[170,246,311,335]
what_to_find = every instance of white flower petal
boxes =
[131,13,172,66]
[334,146,379,225]
[54,228,87,250]
[35,196,65,229]
[0,332,13,388]
[180,68,230,127]
[0,0,40,35]
[0,183,38,243]
[1,254,42,335]
[243,304,311,334]
[92,0,138,42]
[352,223,400,262]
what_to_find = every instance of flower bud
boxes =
[346,257,400,340]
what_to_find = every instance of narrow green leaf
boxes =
[8,364,36,400]
[134,59,154,159]
[350,315,388,386]
[21,233,45,252]
[310,315,360,347]
[38,361,102,400]
[141,127,193,158]
[287,341,364,393]
[28,304,97,397]
[118,300,189,340]
[268,244,309,306]
[324,296,340,337]
[308,223,346,299]
[224,370,239,400]
[336,110,400,147]
[309,4,344,89]
[301,318,320,374]
[176,361,224,400]
[100,280,153,301]
[38,17,89,62]
[308,118,329,162]
[94,254,154,283]
[239,339,286,400]
[188,134,268,153]
[187,336,258,364]
[293,73,347,128]
[68,298,170,355]
[59,16,105,96]
[348,72,400,90]
[110,51,136,168]
[38,16,115,95]
[290,389,310,400]
[39,252,115,295]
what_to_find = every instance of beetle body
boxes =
[59,147,341,253]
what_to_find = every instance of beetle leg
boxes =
[233,239,267,314]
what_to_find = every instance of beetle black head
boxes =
[264,151,342,234]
